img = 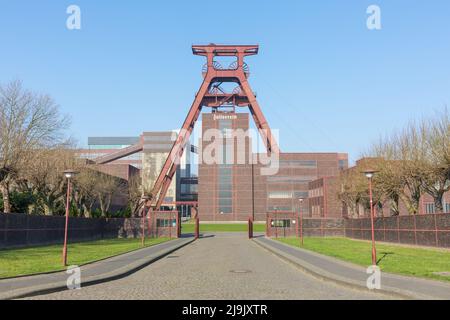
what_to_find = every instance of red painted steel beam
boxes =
[149,44,280,210]
[93,139,144,164]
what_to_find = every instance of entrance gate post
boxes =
[195,217,200,240]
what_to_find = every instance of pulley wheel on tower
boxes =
[228,61,250,78]
[202,61,223,78]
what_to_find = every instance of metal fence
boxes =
[265,212,345,238]
[345,213,450,248]
[266,211,450,248]
[0,212,180,250]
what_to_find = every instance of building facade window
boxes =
[268,191,292,199]
[311,205,322,216]
[445,202,450,213]
[217,119,233,214]
[267,176,317,184]
[425,203,436,214]
[271,219,291,228]
[279,160,317,168]
[309,188,324,198]
[268,191,309,199]
[294,191,309,199]
[338,159,347,170]
[156,219,176,228]
[268,206,292,212]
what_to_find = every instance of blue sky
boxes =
[1,1,449,164]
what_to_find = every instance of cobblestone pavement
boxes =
[26,233,390,300]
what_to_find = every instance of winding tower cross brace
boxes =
[149,44,280,209]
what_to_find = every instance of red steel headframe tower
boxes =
[149,44,280,210]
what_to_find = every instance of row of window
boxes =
[78,152,142,161]
[88,145,132,150]
[268,191,309,199]
[268,206,292,212]
[143,143,174,150]
[425,203,450,214]
[143,135,176,142]
[267,176,317,184]
[279,160,317,168]
[309,188,324,198]
[156,219,177,228]
[218,120,233,215]
[270,219,292,228]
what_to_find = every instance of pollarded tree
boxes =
[394,122,428,215]
[92,169,127,217]
[73,166,100,218]
[367,140,405,216]
[0,81,69,213]
[127,174,144,217]
[422,110,450,213]
[19,146,78,215]
[338,168,367,218]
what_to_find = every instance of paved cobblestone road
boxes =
[27,233,389,300]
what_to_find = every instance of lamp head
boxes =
[363,169,378,179]
[63,170,77,179]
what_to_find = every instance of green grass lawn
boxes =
[277,237,450,282]
[0,237,170,279]
[181,223,265,233]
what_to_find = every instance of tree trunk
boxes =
[390,194,400,216]
[82,203,92,218]
[0,182,11,213]
[399,193,419,215]
[434,193,444,213]
[99,197,106,217]
[105,194,112,215]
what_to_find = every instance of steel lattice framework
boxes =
[94,44,279,210]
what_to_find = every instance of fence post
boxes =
[195,217,200,240]
[176,211,180,238]
[413,214,418,245]
[147,208,153,238]
[434,213,439,247]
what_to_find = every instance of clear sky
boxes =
[1,1,449,164]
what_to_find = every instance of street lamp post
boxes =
[364,169,378,266]
[274,207,278,239]
[62,170,77,266]
[298,199,304,246]
[141,196,150,247]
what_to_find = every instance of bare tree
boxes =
[92,170,126,217]
[0,81,69,213]
[127,174,143,217]
[73,165,99,218]
[338,168,366,218]
[368,111,450,215]
[19,147,77,215]
[422,110,450,213]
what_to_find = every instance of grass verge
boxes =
[277,237,450,282]
[0,237,170,279]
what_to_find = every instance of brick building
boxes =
[197,111,349,222]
